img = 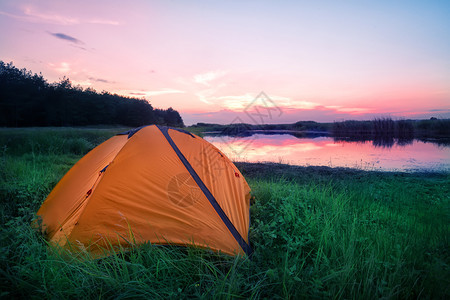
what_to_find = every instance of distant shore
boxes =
[187,117,450,140]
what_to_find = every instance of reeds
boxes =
[332,117,450,139]
[332,118,413,138]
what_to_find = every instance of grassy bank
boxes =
[1,128,449,299]
[188,121,332,137]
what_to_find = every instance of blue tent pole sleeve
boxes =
[157,126,253,256]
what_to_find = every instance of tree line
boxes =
[0,61,184,127]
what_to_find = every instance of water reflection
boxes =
[204,132,450,172]
[333,136,414,148]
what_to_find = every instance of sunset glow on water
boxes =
[205,134,450,172]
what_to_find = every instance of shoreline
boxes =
[203,129,330,135]
[234,162,450,180]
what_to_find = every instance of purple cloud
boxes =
[49,32,84,45]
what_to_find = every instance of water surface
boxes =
[204,133,450,172]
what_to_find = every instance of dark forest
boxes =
[0,61,184,127]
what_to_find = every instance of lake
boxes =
[204,132,450,172]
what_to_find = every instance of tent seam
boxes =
[65,134,132,242]
[157,125,253,256]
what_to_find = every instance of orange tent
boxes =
[36,125,252,256]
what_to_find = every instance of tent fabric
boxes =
[36,125,252,256]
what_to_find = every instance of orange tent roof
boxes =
[36,125,252,256]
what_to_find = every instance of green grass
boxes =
[1,128,449,299]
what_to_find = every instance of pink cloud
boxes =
[49,62,71,73]
[0,5,120,26]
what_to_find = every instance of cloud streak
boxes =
[49,62,71,73]
[88,77,114,84]
[144,89,185,97]
[0,6,120,26]
[115,89,186,98]
[194,70,227,86]
[49,32,84,45]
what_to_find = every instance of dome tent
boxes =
[36,125,252,256]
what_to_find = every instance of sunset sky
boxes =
[1,0,449,125]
